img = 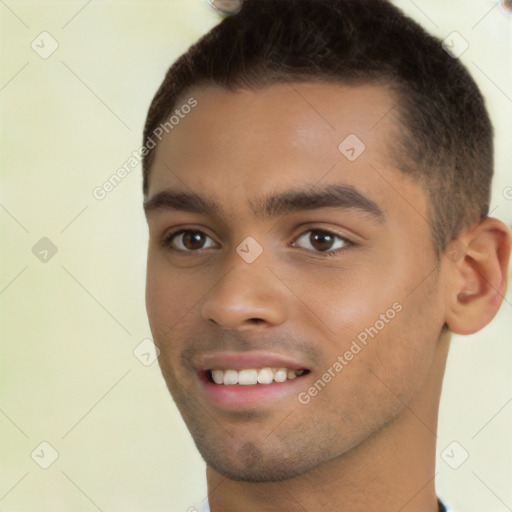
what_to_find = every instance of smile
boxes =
[192,351,313,409]
[207,367,309,385]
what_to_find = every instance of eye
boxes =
[162,229,217,252]
[293,229,351,255]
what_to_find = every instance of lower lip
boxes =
[199,373,310,410]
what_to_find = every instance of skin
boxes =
[144,83,510,512]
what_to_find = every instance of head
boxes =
[142,0,510,483]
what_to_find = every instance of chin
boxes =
[205,458,314,483]
[198,439,323,482]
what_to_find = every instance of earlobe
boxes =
[444,218,511,335]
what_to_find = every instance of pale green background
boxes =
[1,1,511,511]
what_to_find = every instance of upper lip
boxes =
[193,351,310,371]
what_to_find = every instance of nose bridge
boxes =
[200,248,288,329]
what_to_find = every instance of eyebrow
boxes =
[143,184,385,222]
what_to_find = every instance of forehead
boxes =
[148,82,417,218]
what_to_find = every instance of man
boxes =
[141,1,511,510]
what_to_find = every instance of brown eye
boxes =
[164,230,216,252]
[182,232,207,250]
[294,229,349,254]
[310,231,335,251]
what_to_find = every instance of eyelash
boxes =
[160,227,354,257]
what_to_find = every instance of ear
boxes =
[444,217,511,335]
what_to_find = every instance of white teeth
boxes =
[257,367,274,384]
[212,370,224,385]
[238,369,258,385]
[209,367,307,385]
[274,368,287,382]
[223,369,238,385]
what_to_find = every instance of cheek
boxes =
[284,256,399,346]
[312,243,439,346]
[145,251,218,359]
[301,302,440,443]
[145,254,190,338]
[145,265,188,377]
[354,281,444,403]
[145,262,170,327]
[300,257,443,397]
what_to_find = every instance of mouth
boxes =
[193,351,312,410]
[205,367,310,385]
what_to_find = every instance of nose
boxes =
[200,258,288,331]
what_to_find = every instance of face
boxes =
[144,83,448,482]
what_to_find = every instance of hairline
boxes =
[144,75,410,189]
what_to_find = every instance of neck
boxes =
[206,335,450,512]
